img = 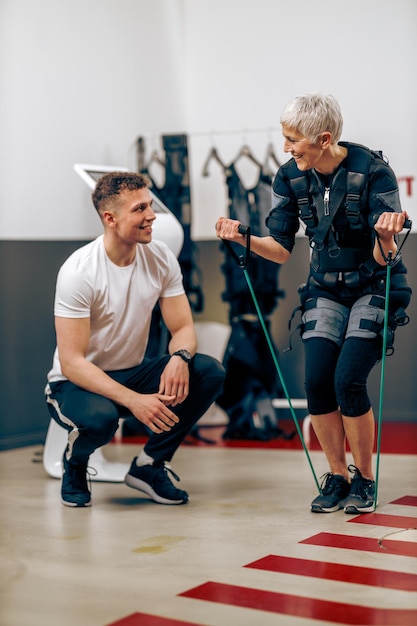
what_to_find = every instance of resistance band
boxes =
[374,256,391,511]
[222,226,321,493]
[223,217,412,500]
[374,217,412,510]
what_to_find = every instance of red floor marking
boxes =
[347,512,417,529]
[300,532,417,557]
[120,421,417,453]
[245,554,417,591]
[106,613,201,626]
[180,581,417,625]
[390,495,417,507]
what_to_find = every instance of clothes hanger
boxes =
[229,144,263,191]
[146,149,166,169]
[201,146,229,177]
[231,144,262,169]
[144,149,166,189]
[262,142,281,176]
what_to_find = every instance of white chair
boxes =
[43,418,129,482]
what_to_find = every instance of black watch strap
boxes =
[171,349,192,363]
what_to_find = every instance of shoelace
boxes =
[161,463,180,483]
[348,464,372,498]
[319,472,337,494]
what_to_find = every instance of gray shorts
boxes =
[301,294,385,345]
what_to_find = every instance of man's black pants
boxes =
[46,354,225,464]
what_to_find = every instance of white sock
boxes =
[136,451,154,467]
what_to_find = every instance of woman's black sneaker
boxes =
[311,473,350,513]
[344,465,376,514]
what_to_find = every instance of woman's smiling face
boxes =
[282,124,324,172]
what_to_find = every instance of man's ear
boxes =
[102,210,117,227]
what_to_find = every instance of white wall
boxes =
[184,0,417,239]
[1,0,416,240]
[0,0,186,239]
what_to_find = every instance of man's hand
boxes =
[127,392,179,434]
[158,356,190,407]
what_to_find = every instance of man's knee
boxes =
[47,384,120,442]
[192,353,225,387]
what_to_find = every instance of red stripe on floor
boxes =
[245,554,417,591]
[347,512,417,529]
[390,495,417,507]
[120,421,417,453]
[106,613,201,626]
[180,581,417,625]
[300,532,417,557]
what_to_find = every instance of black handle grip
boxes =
[238,224,251,235]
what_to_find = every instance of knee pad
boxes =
[301,297,349,346]
[345,294,385,340]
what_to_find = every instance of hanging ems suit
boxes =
[216,158,288,441]
[269,142,411,355]
[136,135,205,360]
[137,134,204,316]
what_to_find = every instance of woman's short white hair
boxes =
[280,93,343,144]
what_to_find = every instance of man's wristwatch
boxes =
[171,349,193,363]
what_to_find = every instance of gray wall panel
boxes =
[1,235,415,450]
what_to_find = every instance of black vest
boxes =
[287,143,384,287]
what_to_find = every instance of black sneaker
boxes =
[124,458,188,505]
[61,451,91,507]
[344,465,376,514]
[311,473,350,513]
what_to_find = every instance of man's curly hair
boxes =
[92,171,151,216]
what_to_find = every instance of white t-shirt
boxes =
[47,235,184,382]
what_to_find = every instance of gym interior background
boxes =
[1,0,416,449]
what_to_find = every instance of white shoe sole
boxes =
[124,473,187,505]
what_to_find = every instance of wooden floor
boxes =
[1,421,416,626]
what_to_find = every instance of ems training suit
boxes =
[267,142,411,417]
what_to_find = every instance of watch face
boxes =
[174,349,192,362]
